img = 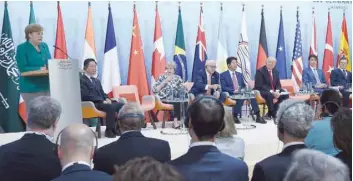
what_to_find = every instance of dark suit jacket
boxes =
[302,67,326,85]
[251,144,306,181]
[51,164,112,181]
[93,131,171,175]
[0,134,61,181]
[330,69,352,87]
[170,145,249,181]
[80,74,107,103]
[190,69,220,96]
[220,70,246,94]
[336,151,352,179]
[254,66,282,92]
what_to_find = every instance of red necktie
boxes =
[269,70,274,91]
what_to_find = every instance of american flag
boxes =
[291,8,303,91]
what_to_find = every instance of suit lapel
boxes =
[263,67,271,85]
[227,71,233,87]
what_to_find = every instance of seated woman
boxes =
[152,61,188,129]
[331,108,352,179]
[305,89,341,156]
[215,106,245,160]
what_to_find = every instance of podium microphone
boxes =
[53,45,72,59]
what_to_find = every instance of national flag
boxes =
[275,7,287,79]
[54,2,67,59]
[336,12,351,71]
[173,4,188,82]
[192,4,207,82]
[101,3,121,97]
[82,2,97,73]
[29,1,36,24]
[291,8,304,91]
[151,2,166,87]
[322,11,334,84]
[309,8,317,68]
[216,3,228,73]
[236,5,251,84]
[127,4,149,101]
[256,6,268,69]
[0,2,25,132]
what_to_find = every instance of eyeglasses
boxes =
[207,65,216,69]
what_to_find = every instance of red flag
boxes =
[256,7,268,69]
[309,8,317,68]
[322,12,334,84]
[54,2,67,59]
[127,4,149,101]
[151,3,166,85]
[336,13,351,71]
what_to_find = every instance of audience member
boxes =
[284,149,350,181]
[305,89,341,155]
[0,96,62,181]
[331,108,352,178]
[170,96,248,181]
[51,124,111,181]
[252,100,313,181]
[93,103,171,175]
[215,106,245,160]
[114,157,183,181]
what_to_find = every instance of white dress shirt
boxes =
[25,131,53,142]
[189,141,216,148]
[62,161,91,172]
[282,141,304,151]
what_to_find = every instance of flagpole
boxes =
[88,1,90,7]
[156,1,158,10]
[242,3,245,12]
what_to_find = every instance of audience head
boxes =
[25,24,43,45]
[284,149,350,181]
[308,55,318,68]
[216,106,237,138]
[117,103,145,133]
[320,89,341,116]
[276,100,313,143]
[188,96,225,141]
[338,56,348,70]
[226,57,238,71]
[265,56,277,70]
[27,96,62,137]
[57,123,96,166]
[114,157,183,181]
[205,60,217,74]
[165,61,177,75]
[83,58,97,76]
[331,108,352,156]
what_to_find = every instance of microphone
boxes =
[53,45,72,59]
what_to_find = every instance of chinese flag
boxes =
[54,2,67,59]
[127,5,149,101]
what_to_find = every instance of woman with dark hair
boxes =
[331,108,352,178]
[305,89,341,156]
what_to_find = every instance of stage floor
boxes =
[0,119,282,178]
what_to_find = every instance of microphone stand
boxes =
[53,45,72,59]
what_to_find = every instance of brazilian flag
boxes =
[29,1,36,24]
[173,6,188,82]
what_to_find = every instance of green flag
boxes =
[29,1,36,24]
[0,2,25,132]
[173,6,188,81]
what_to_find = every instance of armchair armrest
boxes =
[81,101,106,118]
[141,95,156,112]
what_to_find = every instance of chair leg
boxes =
[96,118,102,138]
[148,111,157,129]
[162,111,167,128]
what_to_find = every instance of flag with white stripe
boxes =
[291,8,303,91]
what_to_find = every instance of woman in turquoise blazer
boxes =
[16,24,51,108]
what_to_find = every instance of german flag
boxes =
[256,6,268,69]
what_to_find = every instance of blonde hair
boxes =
[216,106,237,137]
[25,24,43,40]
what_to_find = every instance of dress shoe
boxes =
[105,129,116,138]
[233,116,241,124]
[256,116,267,124]
[263,113,272,120]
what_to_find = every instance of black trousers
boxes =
[340,89,351,107]
[169,102,188,120]
[95,102,124,130]
[260,91,289,117]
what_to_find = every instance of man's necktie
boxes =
[343,70,347,79]
[269,70,274,91]
[313,69,321,84]
[232,72,239,92]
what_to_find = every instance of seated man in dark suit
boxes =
[80,58,124,138]
[254,56,289,120]
[170,96,249,181]
[330,56,352,107]
[0,96,62,181]
[251,100,313,181]
[302,55,327,92]
[51,124,111,181]
[93,103,171,175]
[220,57,266,124]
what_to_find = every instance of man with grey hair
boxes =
[0,96,62,181]
[284,149,350,181]
[254,56,289,120]
[251,99,313,181]
[51,124,111,181]
[93,103,171,175]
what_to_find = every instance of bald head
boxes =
[58,124,95,164]
[205,60,217,74]
[266,56,277,70]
